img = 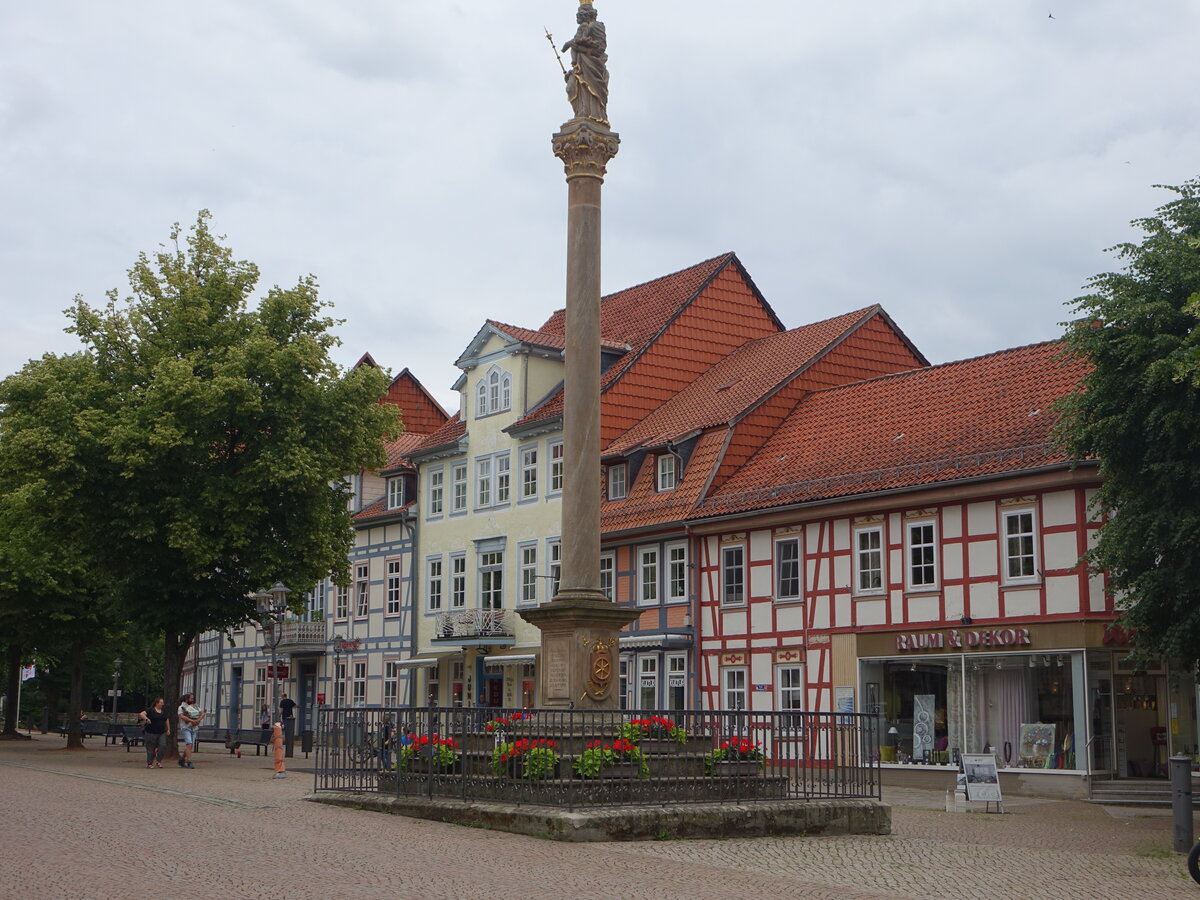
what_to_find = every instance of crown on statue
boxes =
[578,0,594,6]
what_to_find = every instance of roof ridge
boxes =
[807,338,1064,396]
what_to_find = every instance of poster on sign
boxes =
[962,753,1003,802]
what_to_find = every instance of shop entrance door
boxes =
[1112,667,1166,778]
[486,676,503,708]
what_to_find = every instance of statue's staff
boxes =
[545,27,567,75]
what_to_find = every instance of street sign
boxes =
[106,690,123,697]
[267,665,289,679]
[316,692,326,704]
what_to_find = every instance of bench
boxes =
[118,724,145,751]
[194,726,271,756]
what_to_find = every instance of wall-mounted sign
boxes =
[266,664,290,679]
[316,692,326,704]
[895,628,1031,652]
[753,684,771,692]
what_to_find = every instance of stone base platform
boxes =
[309,793,891,842]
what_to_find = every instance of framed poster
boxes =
[962,753,1003,802]
[1019,722,1056,768]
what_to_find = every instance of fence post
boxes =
[1170,755,1194,853]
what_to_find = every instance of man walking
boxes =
[177,693,204,768]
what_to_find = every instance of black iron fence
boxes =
[314,706,880,809]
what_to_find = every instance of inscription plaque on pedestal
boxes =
[544,634,571,701]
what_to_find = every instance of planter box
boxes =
[712,760,764,777]
[637,738,684,755]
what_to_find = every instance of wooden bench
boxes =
[118,723,145,751]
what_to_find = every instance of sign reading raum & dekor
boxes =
[894,627,1032,652]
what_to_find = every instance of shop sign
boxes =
[753,684,771,692]
[1102,623,1135,645]
[895,627,1031,652]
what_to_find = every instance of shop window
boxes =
[863,654,1077,768]
[775,536,801,601]
[722,545,745,606]
[906,520,938,590]
[854,526,884,595]
[1003,509,1038,583]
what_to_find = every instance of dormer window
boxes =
[386,476,405,510]
[607,462,627,500]
[476,365,512,418]
[657,453,677,492]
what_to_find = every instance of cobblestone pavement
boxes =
[1,734,1196,899]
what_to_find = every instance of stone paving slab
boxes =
[2,734,1197,899]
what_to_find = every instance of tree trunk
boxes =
[163,630,195,761]
[2,643,22,737]
[66,638,86,749]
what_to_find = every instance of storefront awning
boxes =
[482,654,537,666]
[618,632,692,650]
[395,655,454,668]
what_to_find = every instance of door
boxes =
[486,676,503,708]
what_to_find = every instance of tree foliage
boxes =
[2,211,399,743]
[1058,178,1200,670]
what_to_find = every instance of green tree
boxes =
[24,211,396,750]
[0,352,121,745]
[1058,178,1200,669]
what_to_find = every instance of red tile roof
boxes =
[412,412,466,454]
[381,432,431,473]
[352,495,414,522]
[606,307,882,454]
[486,321,628,355]
[695,341,1089,518]
[601,431,727,535]
[516,253,784,434]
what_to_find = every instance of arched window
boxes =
[477,381,489,417]
[476,366,512,417]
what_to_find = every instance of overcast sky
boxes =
[2,1,1197,413]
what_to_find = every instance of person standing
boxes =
[177,692,204,768]
[138,697,170,768]
[258,704,271,740]
[278,693,296,756]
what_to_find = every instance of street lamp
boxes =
[255,583,291,741]
[110,658,123,724]
[331,634,347,707]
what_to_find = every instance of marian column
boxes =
[520,0,638,709]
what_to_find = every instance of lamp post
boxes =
[110,658,123,724]
[331,634,347,707]
[255,583,291,743]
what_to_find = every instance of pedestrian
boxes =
[271,721,286,779]
[259,704,271,740]
[138,697,170,768]
[279,692,296,754]
[177,692,204,768]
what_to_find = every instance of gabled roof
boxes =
[515,252,782,429]
[380,368,451,435]
[606,306,884,454]
[602,431,727,535]
[694,341,1089,519]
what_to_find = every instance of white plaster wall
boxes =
[1045,576,1078,615]
[835,593,851,628]
[775,603,805,632]
[855,598,887,626]
[942,505,962,539]
[750,558,772,600]
[967,501,994,535]
[1005,587,1041,617]
[943,539,965,582]
[1044,531,1079,572]
[750,599,774,636]
[832,519,850,551]
[969,582,999,619]
[1042,490,1077,528]
[750,528,772,562]
[907,594,939,622]
[968,538,998,579]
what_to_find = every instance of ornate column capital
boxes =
[552,120,620,181]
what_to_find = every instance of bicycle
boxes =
[1188,838,1200,886]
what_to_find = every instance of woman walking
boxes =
[138,697,170,768]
